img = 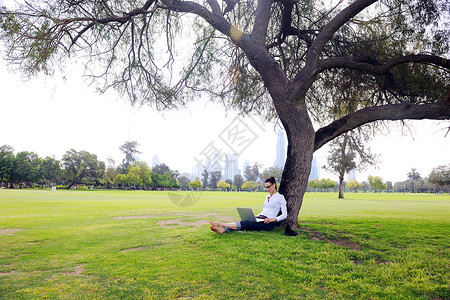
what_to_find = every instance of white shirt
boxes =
[258,192,287,222]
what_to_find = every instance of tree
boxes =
[394,181,408,193]
[367,175,387,192]
[428,164,450,188]
[178,176,191,189]
[414,178,429,193]
[153,163,172,176]
[62,149,105,189]
[233,174,244,191]
[357,182,366,192]
[244,162,262,182]
[407,168,422,193]
[201,169,209,189]
[319,178,337,192]
[150,164,179,190]
[385,181,393,192]
[209,171,222,189]
[126,166,143,188]
[1,0,449,227]
[325,130,378,198]
[130,161,152,187]
[225,179,233,190]
[307,178,321,192]
[217,180,231,190]
[12,151,42,187]
[105,158,118,188]
[114,174,128,189]
[118,141,141,173]
[0,145,15,187]
[242,181,260,191]
[346,180,359,192]
[260,166,283,183]
[41,156,62,187]
[189,178,202,189]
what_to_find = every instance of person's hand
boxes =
[264,217,276,224]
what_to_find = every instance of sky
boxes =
[0,58,449,184]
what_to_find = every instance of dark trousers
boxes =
[238,220,277,231]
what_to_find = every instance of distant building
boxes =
[209,153,223,172]
[271,130,320,182]
[242,160,250,180]
[224,153,240,180]
[273,129,287,168]
[308,156,320,181]
[152,155,159,167]
[192,163,204,180]
[345,169,356,182]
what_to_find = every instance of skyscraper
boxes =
[273,129,286,168]
[224,153,240,180]
[345,169,356,182]
[308,156,320,181]
[242,160,250,180]
[152,155,159,167]
[192,163,204,180]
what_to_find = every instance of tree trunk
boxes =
[277,101,315,229]
[338,172,345,199]
[338,133,348,199]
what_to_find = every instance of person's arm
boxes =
[275,195,288,222]
[257,195,269,217]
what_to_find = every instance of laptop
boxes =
[236,207,265,222]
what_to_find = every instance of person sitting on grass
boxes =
[209,177,287,233]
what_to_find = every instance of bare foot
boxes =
[210,224,225,234]
[209,221,222,227]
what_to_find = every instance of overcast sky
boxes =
[1,58,449,184]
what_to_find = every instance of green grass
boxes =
[0,190,449,299]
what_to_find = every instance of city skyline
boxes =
[1,60,448,184]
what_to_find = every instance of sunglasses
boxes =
[265,183,274,189]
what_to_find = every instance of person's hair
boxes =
[265,177,277,190]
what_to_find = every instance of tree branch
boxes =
[206,0,222,16]
[70,1,159,46]
[317,54,450,74]
[314,101,450,151]
[291,0,377,98]
[161,0,230,36]
[265,1,315,51]
[251,0,274,44]
[305,0,377,66]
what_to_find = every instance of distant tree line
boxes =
[334,167,450,195]
[2,142,448,194]
[197,162,284,191]
[0,143,180,190]
[0,142,275,192]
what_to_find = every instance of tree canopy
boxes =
[428,164,450,187]
[62,149,106,189]
[118,141,142,172]
[367,175,387,191]
[325,130,378,198]
[0,0,449,226]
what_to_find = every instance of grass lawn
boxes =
[0,189,448,299]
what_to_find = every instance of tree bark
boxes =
[315,102,450,151]
[338,172,345,199]
[274,96,315,228]
[338,133,348,199]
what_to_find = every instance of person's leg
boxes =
[210,221,241,234]
[210,221,238,230]
[240,220,276,231]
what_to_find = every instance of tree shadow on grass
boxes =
[298,227,362,250]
